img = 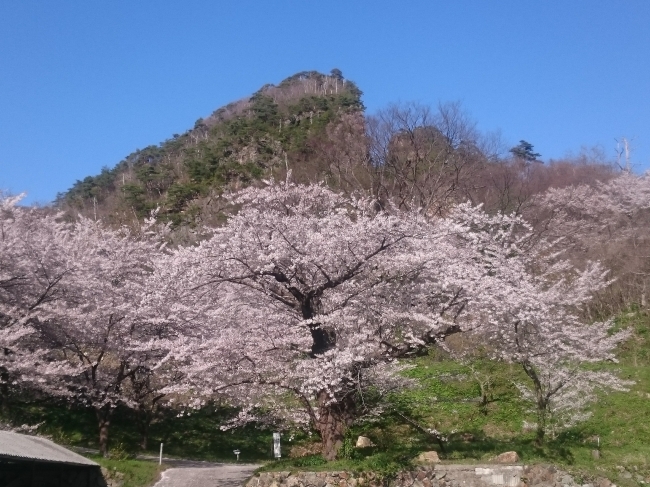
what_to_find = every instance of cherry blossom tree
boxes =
[529,172,650,312]
[515,367,629,441]
[3,179,632,457]
[155,181,554,459]
[531,172,650,241]
[468,209,631,444]
[0,195,74,410]
[31,216,170,456]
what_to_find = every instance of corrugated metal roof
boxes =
[0,431,98,466]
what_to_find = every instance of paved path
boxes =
[153,462,260,487]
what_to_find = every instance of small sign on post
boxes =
[273,432,281,459]
[233,449,241,461]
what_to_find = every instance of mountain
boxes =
[56,70,363,226]
[56,69,619,230]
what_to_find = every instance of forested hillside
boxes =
[57,70,616,227]
[56,70,363,226]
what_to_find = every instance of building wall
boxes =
[0,460,107,487]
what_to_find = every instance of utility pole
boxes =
[616,137,633,173]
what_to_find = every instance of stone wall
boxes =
[101,466,124,487]
[246,464,615,487]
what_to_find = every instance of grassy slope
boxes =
[264,310,649,485]
[90,456,165,487]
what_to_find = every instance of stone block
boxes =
[286,477,302,487]
[305,474,326,487]
[356,436,375,448]
[495,452,520,464]
[416,451,441,464]
[559,475,575,486]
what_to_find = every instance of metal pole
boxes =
[159,443,163,465]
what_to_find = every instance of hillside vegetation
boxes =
[56,70,619,229]
[57,70,363,226]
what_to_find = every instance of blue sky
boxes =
[1,1,649,205]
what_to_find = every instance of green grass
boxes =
[261,309,650,485]
[89,456,165,487]
[2,400,279,463]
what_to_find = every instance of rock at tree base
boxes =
[595,479,612,487]
[415,451,440,464]
[355,436,374,448]
[495,451,520,463]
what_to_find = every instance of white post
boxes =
[159,443,163,465]
[273,432,281,459]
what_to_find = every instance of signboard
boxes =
[273,432,281,458]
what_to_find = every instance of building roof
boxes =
[0,431,98,466]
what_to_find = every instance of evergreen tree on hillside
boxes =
[510,140,541,162]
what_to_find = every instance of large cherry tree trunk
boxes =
[137,405,156,451]
[95,406,113,457]
[139,418,149,451]
[316,391,356,461]
[0,367,10,416]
